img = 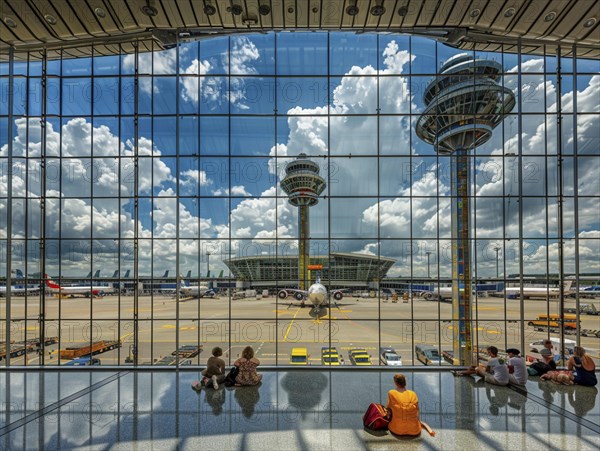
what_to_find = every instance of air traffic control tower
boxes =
[280,154,327,291]
[416,54,516,365]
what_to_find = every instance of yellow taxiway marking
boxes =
[446,325,501,334]
[158,324,198,331]
[476,307,500,311]
[282,308,302,341]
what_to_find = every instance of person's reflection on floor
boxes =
[537,378,556,404]
[485,385,509,416]
[281,372,328,420]
[507,388,527,411]
[234,384,261,418]
[205,386,226,416]
[568,385,598,417]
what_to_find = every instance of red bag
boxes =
[363,403,391,430]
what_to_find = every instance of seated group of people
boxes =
[453,343,597,387]
[196,345,262,390]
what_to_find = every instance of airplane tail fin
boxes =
[94,270,100,278]
[14,269,24,279]
[112,270,118,278]
[185,270,191,279]
[563,279,573,292]
[45,274,61,290]
[124,270,130,278]
[163,270,169,278]
[218,270,224,278]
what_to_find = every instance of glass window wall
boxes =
[1,34,598,367]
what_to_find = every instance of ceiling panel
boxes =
[430,0,458,27]
[0,0,597,59]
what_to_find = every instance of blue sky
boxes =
[0,33,598,278]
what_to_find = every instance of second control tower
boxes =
[416,54,515,365]
[280,154,327,291]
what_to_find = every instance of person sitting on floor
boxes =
[386,373,422,437]
[542,346,597,386]
[506,348,527,386]
[527,348,557,376]
[543,339,560,363]
[202,346,226,389]
[234,346,262,386]
[452,346,509,386]
[568,346,597,386]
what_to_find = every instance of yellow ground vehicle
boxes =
[321,347,341,365]
[348,348,372,366]
[290,347,309,365]
[527,314,579,330]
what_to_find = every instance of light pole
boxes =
[494,246,501,278]
[425,251,432,278]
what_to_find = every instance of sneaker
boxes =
[212,375,219,389]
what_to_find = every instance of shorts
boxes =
[484,373,508,386]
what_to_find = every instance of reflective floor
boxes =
[0,370,598,450]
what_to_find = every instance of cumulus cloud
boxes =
[212,185,252,196]
[180,169,212,194]
[123,47,180,94]
[180,58,212,103]
[2,36,598,278]
[177,36,260,110]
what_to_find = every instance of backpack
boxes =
[530,361,551,376]
[363,403,391,430]
[224,366,240,387]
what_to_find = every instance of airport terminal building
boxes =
[225,252,395,289]
[0,1,599,449]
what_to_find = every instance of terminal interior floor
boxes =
[0,370,598,450]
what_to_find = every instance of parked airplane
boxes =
[0,270,41,296]
[575,285,600,298]
[44,274,114,298]
[420,286,454,302]
[277,277,344,312]
[178,279,215,298]
[502,280,573,299]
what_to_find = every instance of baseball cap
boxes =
[506,348,520,355]
[540,348,552,356]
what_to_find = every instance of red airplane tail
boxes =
[45,274,61,290]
